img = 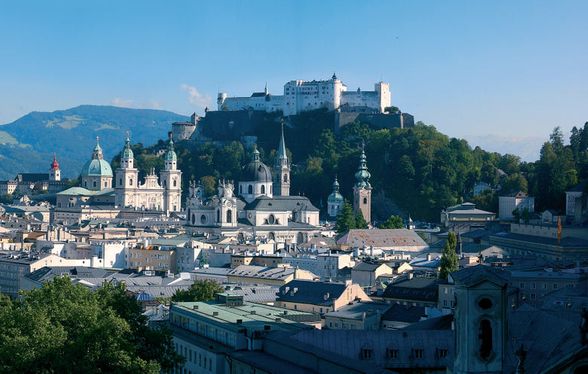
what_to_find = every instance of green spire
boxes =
[277,121,287,161]
[354,142,371,188]
[122,133,134,160]
[165,135,177,162]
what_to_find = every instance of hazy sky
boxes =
[1,0,586,159]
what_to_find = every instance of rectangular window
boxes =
[386,348,399,359]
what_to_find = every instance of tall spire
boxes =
[354,141,371,188]
[264,82,268,95]
[277,120,287,161]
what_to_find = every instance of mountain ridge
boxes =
[0,105,188,180]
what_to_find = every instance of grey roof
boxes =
[490,231,588,248]
[25,266,117,283]
[506,305,585,373]
[450,265,510,287]
[337,229,428,250]
[228,265,298,280]
[326,302,391,320]
[382,277,439,302]
[221,284,280,303]
[352,261,390,272]
[243,195,319,212]
[276,280,348,306]
[290,329,454,371]
[381,304,427,323]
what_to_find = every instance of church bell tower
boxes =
[273,121,290,196]
[353,142,372,224]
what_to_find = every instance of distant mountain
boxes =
[0,105,188,180]
[465,134,544,162]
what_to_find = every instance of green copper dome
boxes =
[328,176,344,203]
[165,137,177,162]
[80,137,113,177]
[122,135,134,160]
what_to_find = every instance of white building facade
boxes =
[217,74,391,116]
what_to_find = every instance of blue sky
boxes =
[1,0,587,159]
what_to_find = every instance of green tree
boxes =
[355,212,368,229]
[335,202,356,235]
[379,215,404,229]
[439,232,459,279]
[0,277,181,373]
[171,280,224,302]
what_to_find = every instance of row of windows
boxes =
[519,282,571,290]
[174,342,212,373]
[360,347,448,360]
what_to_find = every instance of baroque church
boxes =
[54,135,181,224]
[185,125,321,244]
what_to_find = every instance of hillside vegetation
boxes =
[118,109,588,221]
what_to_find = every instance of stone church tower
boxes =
[160,133,182,213]
[115,134,139,208]
[452,266,509,374]
[49,154,61,181]
[273,122,290,196]
[353,143,372,223]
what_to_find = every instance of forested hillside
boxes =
[114,110,588,222]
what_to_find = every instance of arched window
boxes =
[268,232,275,241]
[226,209,232,223]
[261,185,266,194]
[479,319,493,360]
[163,180,167,188]
[200,215,207,224]
[283,174,288,182]
[119,178,122,186]
[363,197,368,204]
[191,214,195,225]
[239,185,243,194]
[216,209,220,222]
[129,178,133,186]
[248,185,253,194]
[268,214,275,224]
[104,181,107,188]
[93,181,97,188]
[173,179,177,187]
[84,181,87,187]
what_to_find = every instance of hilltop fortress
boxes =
[173,74,414,143]
[217,73,391,115]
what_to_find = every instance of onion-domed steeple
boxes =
[164,132,177,170]
[353,142,372,224]
[327,175,344,218]
[354,143,371,188]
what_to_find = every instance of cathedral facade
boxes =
[54,135,182,224]
[114,134,182,213]
[185,127,320,244]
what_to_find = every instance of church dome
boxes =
[80,159,113,177]
[328,176,344,203]
[80,138,113,177]
[242,147,272,183]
